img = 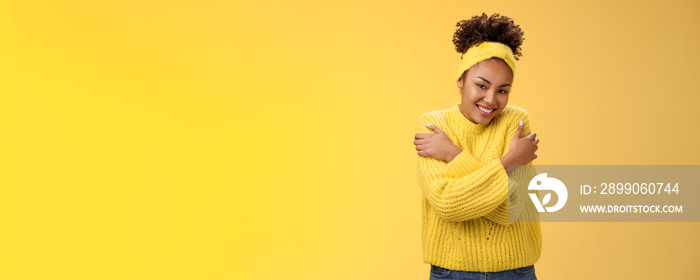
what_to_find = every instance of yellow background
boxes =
[1,0,699,279]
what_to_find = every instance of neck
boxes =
[449,102,487,134]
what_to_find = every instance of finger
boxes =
[527,132,536,139]
[533,137,539,144]
[425,124,440,134]
[414,139,425,145]
[415,133,430,139]
[428,124,444,134]
[513,120,524,139]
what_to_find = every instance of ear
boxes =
[457,77,463,88]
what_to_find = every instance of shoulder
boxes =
[498,104,530,122]
[415,107,450,125]
[493,104,532,136]
[415,107,451,133]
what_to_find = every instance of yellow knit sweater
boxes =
[415,102,542,272]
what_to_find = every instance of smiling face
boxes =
[456,58,513,125]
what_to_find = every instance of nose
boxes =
[482,90,497,106]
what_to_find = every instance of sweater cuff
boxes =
[507,177,518,196]
[444,150,482,177]
[482,158,511,204]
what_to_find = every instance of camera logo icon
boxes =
[528,173,568,213]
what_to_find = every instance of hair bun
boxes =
[453,13,524,60]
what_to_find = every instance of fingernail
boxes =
[425,124,431,127]
[519,120,523,126]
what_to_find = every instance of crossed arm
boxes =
[413,113,539,224]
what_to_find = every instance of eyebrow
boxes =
[476,76,511,87]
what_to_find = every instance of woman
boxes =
[413,13,541,280]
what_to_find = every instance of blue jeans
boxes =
[429,264,537,280]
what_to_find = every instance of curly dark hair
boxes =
[452,13,524,60]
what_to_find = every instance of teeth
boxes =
[478,105,495,113]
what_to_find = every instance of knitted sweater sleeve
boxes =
[483,111,535,225]
[415,113,510,222]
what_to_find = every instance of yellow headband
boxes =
[455,41,516,82]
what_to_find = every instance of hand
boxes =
[414,124,462,162]
[501,120,539,172]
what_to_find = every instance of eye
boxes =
[477,84,486,89]
[499,90,509,94]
